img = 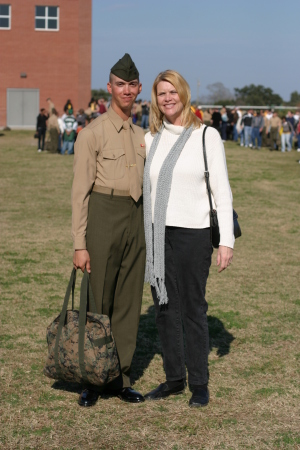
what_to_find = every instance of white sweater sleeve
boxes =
[205,127,234,248]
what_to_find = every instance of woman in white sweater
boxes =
[143,70,234,407]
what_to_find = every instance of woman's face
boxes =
[156,81,184,125]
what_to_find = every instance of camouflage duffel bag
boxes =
[44,268,120,386]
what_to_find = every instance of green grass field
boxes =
[0,131,299,449]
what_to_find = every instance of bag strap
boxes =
[54,268,77,379]
[202,125,214,214]
[78,270,105,383]
[53,268,98,381]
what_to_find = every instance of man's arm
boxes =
[72,128,97,271]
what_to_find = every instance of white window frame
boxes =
[35,5,59,32]
[0,4,11,30]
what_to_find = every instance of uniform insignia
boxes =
[140,144,145,147]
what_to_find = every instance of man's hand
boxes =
[73,249,91,273]
[217,245,233,273]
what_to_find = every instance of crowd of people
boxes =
[36,96,300,155]
[193,106,300,152]
[36,97,109,154]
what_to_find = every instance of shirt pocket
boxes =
[101,148,126,180]
[135,146,146,179]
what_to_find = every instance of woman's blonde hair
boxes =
[150,70,202,134]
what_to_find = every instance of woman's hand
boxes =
[217,245,233,273]
[73,250,91,273]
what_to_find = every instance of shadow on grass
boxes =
[49,306,234,391]
[51,380,82,394]
[131,305,235,384]
[208,315,235,357]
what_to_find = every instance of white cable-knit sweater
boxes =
[145,121,234,248]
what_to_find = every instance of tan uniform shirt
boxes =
[72,106,146,250]
[269,116,281,128]
[263,115,270,128]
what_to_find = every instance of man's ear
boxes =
[107,82,112,94]
[138,83,142,94]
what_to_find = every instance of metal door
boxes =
[7,88,39,128]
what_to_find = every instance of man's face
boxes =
[107,75,142,112]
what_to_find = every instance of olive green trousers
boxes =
[86,191,146,388]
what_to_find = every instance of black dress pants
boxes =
[151,226,212,386]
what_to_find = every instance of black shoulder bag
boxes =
[202,126,241,248]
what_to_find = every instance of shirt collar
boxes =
[107,106,134,133]
[163,119,184,135]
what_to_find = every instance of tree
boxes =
[289,91,300,106]
[205,82,234,104]
[234,84,282,106]
[91,88,111,102]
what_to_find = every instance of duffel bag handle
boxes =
[54,268,77,379]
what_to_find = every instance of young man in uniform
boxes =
[72,54,146,407]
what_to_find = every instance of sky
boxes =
[91,0,299,103]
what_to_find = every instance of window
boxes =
[0,4,11,29]
[35,6,59,31]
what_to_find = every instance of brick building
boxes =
[0,0,91,128]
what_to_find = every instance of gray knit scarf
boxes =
[143,124,194,305]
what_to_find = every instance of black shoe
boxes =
[144,381,185,400]
[189,387,209,408]
[78,389,99,407]
[104,387,145,403]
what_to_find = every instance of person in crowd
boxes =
[46,97,55,116]
[76,109,87,134]
[232,108,239,142]
[36,108,49,153]
[281,117,293,152]
[141,100,150,129]
[266,109,273,121]
[211,108,222,132]
[235,108,243,144]
[131,102,138,124]
[97,98,107,115]
[220,105,228,141]
[195,105,203,121]
[136,99,142,126]
[72,53,146,407]
[202,108,212,126]
[261,110,270,147]
[227,108,234,140]
[241,109,253,147]
[251,110,264,149]
[85,98,97,118]
[286,111,295,150]
[57,113,64,153]
[64,99,74,114]
[294,110,300,123]
[269,112,281,151]
[47,108,60,153]
[143,70,234,408]
[296,119,300,152]
[61,109,77,155]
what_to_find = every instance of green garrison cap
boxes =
[110,53,139,81]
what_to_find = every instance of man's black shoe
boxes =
[189,387,209,407]
[78,389,99,407]
[144,381,185,400]
[103,387,145,403]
